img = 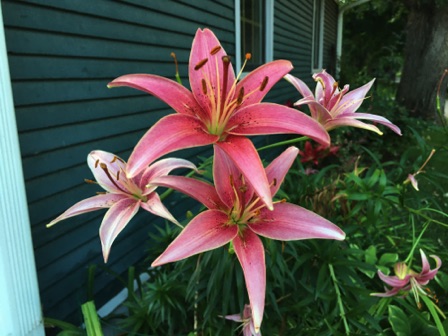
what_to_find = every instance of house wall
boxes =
[2,0,338,324]
[2,0,235,323]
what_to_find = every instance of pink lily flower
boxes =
[47,150,197,262]
[371,249,442,304]
[108,28,330,210]
[225,304,261,336]
[149,146,345,332]
[285,70,402,135]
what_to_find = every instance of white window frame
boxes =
[235,0,274,75]
[311,0,325,73]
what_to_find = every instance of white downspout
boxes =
[336,0,371,79]
[0,5,45,336]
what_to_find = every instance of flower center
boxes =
[93,157,146,201]
[194,50,270,137]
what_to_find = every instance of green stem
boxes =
[329,263,350,335]
[420,294,446,336]
[258,136,309,151]
[405,207,448,228]
[405,219,429,265]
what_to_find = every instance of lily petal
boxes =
[107,74,205,119]
[138,157,198,192]
[47,193,126,227]
[127,114,218,177]
[341,112,402,135]
[87,150,130,194]
[233,230,266,333]
[265,147,299,197]
[216,136,273,210]
[152,209,237,266]
[284,74,315,100]
[189,28,235,117]
[249,203,345,241]
[213,144,254,209]
[100,197,140,262]
[313,70,337,106]
[324,117,384,135]
[150,175,226,210]
[140,192,179,226]
[237,60,293,109]
[371,286,403,297]
[377,270,411,287]
[335,79,374,116]
[228,103,330,147]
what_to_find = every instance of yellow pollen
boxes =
[111,156,117,163]
[100,163,107,169]
[95,159,99,168]
[210,46,222,55]
[260,76,269,91]
[194,58,208,70]
[84,179,96,184]
[245,53,252,60]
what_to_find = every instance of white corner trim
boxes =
[0,7,45,336]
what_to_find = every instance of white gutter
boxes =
[336,0,371,79]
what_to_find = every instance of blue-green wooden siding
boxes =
[2,0,338,323]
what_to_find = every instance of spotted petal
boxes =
[228,103,330,147]
[233,230,266,333]
[152,209,237,266]
[216,136,273,210]
[237,60,293,109]
[249,203,345,241]
[108,74,205,119]
[127,114,218,177]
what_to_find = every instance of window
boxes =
[312,0,325,72]
[235,0,273,73]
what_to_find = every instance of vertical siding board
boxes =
[3,0,235,323]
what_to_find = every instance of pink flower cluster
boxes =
[48,28,404,332]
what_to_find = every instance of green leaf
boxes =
[388,305,411,336]
[365,245,378,265]
[379,253,399,266]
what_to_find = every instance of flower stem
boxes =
[258,136,308,151]
[328,263,350,335]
